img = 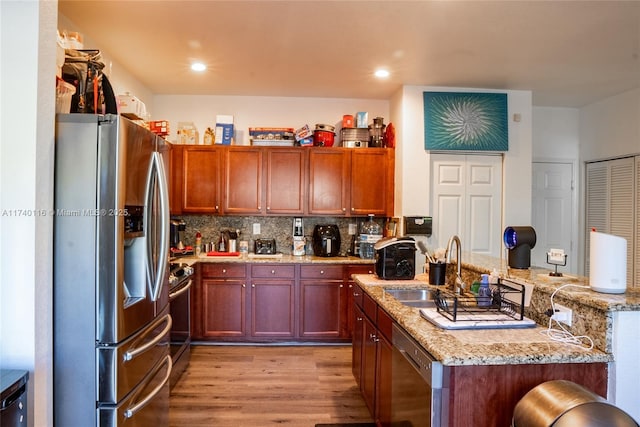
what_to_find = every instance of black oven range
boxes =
[168,262,194,389]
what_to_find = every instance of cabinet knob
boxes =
[222,269,227,274]
[342,207,347,212]
[357,317,363,322]
[215,205,219,211]
[266,206,271,211]
[320,270,324,275]
[353,292,360,297]
[258,206,262,210]
[252,284,255,288]
[271,270,275,274]
[349,284,353,288]
[339,284,344,288]
[351,207,355,212]
[242,283,246,288]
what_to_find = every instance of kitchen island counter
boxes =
[353,272,612,367]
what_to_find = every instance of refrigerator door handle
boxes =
[147,151,170,302]
[123,314,172,362]
[124,354,172,419]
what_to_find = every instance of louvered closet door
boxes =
[585,157,635,286]
[636,156,640,286]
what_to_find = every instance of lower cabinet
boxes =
[194,262,372,342]
[250,264,296,339]
[352,284,392,426]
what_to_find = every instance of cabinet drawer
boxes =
[300,264,343,280]
[201,263,246,278]
[376,306,393,342]
[363,292,377,322]
[346,264,375,278]
[251,264,295,278]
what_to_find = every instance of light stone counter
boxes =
[175,254,375,265]
[353,272,612,367]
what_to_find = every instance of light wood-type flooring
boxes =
[169,344,374,427]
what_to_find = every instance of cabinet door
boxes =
[376,334,392,427]
[308,148,349,215]
[224,147,263,214]
[345,265,375,338]
[250,264,296,338]
[352,305,365,388]
[361,315,378,415]
[299,281,343,339]
[250,280,295,338]
[265,148,305,215]
[169,144,183,215]
[181,146,222,214]
[200,279,246,338]
[350,149,390,216]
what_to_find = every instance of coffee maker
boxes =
[170,218,186,251]
[312,224,341,257]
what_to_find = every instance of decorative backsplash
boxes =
[176,215,384,256]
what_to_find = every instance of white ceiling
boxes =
[58,0,640,107]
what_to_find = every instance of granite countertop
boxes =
[176,254,375,265]
[353,272,612,367]
[460,252,640,312]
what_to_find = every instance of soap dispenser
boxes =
[477,274,492,307]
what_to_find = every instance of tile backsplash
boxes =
[177,215,384,256]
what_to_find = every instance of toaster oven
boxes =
[254,238,276,255]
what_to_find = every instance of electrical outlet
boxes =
[552,304,573,327]
[348,223,357,235]
[252,223,261,235]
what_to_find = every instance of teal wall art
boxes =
[423,92,508,151]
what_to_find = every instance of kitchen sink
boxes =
[383,288,437,308]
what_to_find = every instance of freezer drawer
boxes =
[98,310,172,404]
[99,354,171,427]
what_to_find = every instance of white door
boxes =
[531,162,574,272]
[432,154,503,257]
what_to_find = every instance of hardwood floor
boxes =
[169,344,373,427]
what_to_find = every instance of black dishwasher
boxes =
[1,370,29,426]
[391,324,447,427]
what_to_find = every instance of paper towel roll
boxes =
[589,231,627,294]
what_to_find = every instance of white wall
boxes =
[396,86,533,241]
[532,107,579,160]
[579,88,640,162]
[1,2,57,426]
[152,95,389,145]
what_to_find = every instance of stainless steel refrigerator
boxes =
[54,114,172,427]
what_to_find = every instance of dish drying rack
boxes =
[433,279,527,323]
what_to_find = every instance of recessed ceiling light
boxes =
[191,62,206,72]
[374,69,390,78]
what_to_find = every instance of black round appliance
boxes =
[312,224,341,257]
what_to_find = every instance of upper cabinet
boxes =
[308,148,394,217]
[170,145,223,215]
[171,145,394,217]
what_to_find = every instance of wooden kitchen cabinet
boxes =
[196,263,248,339]
[264,148,305,215]
[352,283,392,426]
[308,148,394,217]
[224,147,262,214]
[299,265,346,339]
[224,147,306,215]
[345,264,375,338]
[308,148,350,215]
[249,264,296,339]
[350,149,394,217]
[172,145,223,214]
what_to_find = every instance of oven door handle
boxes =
[124,314,172,362]
[169,278,193,300]
[124,354,172,419]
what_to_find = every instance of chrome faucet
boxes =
[446,235,465,294]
